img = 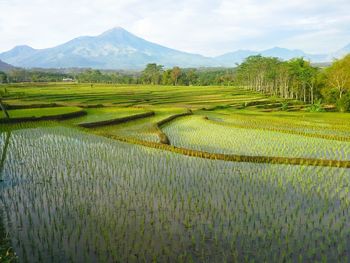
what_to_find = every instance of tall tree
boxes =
[186,69,198,85]
[162,69,172,85]
[141,63,163,85]
[325,54,350,99]
[171,66,181,85]
[0,72,7,83]
[288,58,317,102]
[305,66,319,104]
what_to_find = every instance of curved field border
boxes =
[78,111,155,128]
[205,117,350,142]
[101,134,350,168]
[154,110,193,144]
[4,103,60,110]
[0,109,86,124]
[207,109,350,131]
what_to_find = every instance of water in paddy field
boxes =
[0,126,350,262]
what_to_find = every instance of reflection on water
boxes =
[0,126,349,262]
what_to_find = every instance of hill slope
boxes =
[0,27,214,69]
[215,47,329,65]
[1,27,348,69]
[0,59,15,72]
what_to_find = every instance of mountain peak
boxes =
[0,27,336,69]
[109,26,127,31]
[12,45,35,51]
[264,47,302,52]
[100,27,131,37]
[269,46,286,50]
[1,44,36,61]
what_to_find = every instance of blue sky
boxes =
[0,0,349,56]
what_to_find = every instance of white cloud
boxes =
[0,0,349,56]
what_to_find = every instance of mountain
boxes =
[331,43,350,60]
[215,47,329,66]
[0,59,15,72]
[0,27,215,69]
[214,50,256,66]
[0,27,347,69]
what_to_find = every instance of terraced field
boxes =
[163,115,350,160]
[203,109,350,139]
[1,83,288,109]
[0,106,83,121]
[1,126,350,262]
[67,107,149,125]
[0,83,350,262]
[91,107,189,142]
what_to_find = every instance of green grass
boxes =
[65,107,148,125]
[0,126,349,262]
[0,106,82,119]
[163,115,350,160]
[214,108,350,127]
[1,83,276,109]
[92,107,188,142]
[200,108,350,139]
[0,83,350,262]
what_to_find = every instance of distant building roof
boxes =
[62,78,74,82]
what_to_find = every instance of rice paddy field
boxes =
[163,115,350,160]
[1,83,350,262]
[66,107,149,125]
[0,107,82,120]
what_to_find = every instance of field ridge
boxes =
[205,116,350,142]
[103,134,350,168]
[0,108,86,123]
[78,111,155,128]
[155,110,193,144]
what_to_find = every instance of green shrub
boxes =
[336,93,350,112]
[321,87,338,104]
[281,101,289,111]
[308,99,325,112]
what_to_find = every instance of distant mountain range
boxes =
[0,59,15,72]
[0,27,349,70]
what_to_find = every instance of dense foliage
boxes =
[0,69,73,83]
[0,54,349,111]
[139,64,235,86]
[234,55,350,111]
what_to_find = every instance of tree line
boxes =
[1,54,349,111]
[73,66,235,86]
[138,64,235,86]
[0,66,235,86]
[0,69,74,83]
[136,56,350,111]
[234,54,350,112]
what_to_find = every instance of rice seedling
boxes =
[64,107,149,126]
[163,115,350,161]
[0,126,349,262]
[0,107,84,123]
[91,107,189,143]
[1,83,275,110]
[202,108,350,141]
[0,83,349,262]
